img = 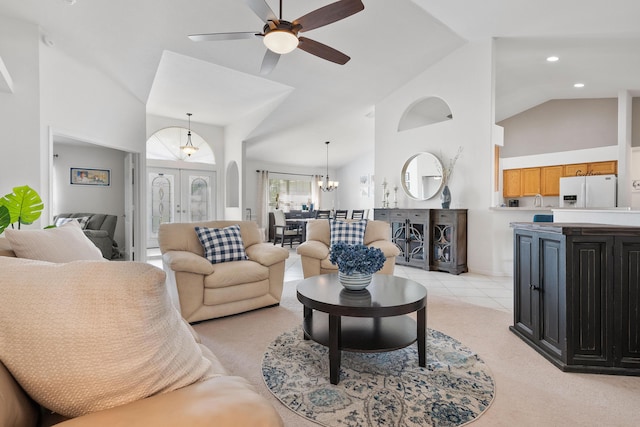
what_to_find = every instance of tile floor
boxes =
[148,247,514,313]
[281,248,514,312]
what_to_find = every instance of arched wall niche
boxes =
[226,161,239,208]
[398,96,453,132]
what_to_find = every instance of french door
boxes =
[147,167,216,248]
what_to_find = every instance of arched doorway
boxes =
[146,126,217,248]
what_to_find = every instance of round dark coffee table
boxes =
[296,274,427,384]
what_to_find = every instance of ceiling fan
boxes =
[188,0,365,75]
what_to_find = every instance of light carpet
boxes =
[192,280,640,427]
[262,326,494,426]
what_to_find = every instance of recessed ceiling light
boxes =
[63,0,77,5]
[574,83,585,88]
[546,56,559,62]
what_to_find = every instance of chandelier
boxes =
[318,141,339,192]
[180,113,198,157]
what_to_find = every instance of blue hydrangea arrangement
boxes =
[329,242,386,275]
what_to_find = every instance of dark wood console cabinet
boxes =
[373,209,467,274]
[510,222,640,375]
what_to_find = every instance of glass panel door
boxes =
[147,167,216,248]
[182,172,212,222]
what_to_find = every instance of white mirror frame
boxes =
[400,152,444,200]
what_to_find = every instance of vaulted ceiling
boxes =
[2,0,639,167]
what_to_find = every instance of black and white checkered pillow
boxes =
[330,219,368,246]
[195,225,248,264]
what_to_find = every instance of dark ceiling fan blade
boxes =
[297,37,350,65]
[260,49,281,75]
[188,32,257,42]
[293,0,364,33]
[245,0,278,23]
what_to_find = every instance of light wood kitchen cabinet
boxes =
[563,163,588,176]
[564,161,617,176]
[504,161,617,198]
[588,161,617,175]
[540,165,563,196]
[503,169,522,197]
[521,168,541,196]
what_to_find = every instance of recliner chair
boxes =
[53,213,119,259]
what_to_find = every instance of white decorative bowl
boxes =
[338,271,372,291]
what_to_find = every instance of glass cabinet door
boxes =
[391,219,407,260]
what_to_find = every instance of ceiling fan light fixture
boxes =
[263,30,298,54]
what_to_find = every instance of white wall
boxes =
[375,40,497,275]
[0,17,41,215]
[336,150,375,217]
[40,47,146,156]
[52,143,126,247]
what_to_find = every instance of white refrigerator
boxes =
[559,174,617,208]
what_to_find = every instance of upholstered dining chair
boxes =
[314,210,331,219]
[273,209,303,247]
[350,209,365,220]
[333,210,348,220]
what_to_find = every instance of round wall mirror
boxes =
[401,152,444,200]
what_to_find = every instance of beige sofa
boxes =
[158,220,289,323]
[0,237,283,427]
[296,219,400,278]
[0,337,282,427]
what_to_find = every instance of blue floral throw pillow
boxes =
[330,219,368,246]
[195,225,248,264]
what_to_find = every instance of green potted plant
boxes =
[0,185,44,235]
[329,242,386,290]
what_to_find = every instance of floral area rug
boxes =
[262,326,495,427]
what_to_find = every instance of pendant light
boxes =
[180,113,198,157]
[318,141,339,192]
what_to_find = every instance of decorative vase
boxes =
[338,271,373,291]
[441,184,451,209]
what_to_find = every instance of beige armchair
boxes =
[296,219,400,278]
[158,221,289,323]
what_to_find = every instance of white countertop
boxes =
[490,207,554,212]
[552,207,640,227]
[552,207,635,214]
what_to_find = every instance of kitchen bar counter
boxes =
[510,222,640,375]
[552,207,639,226]
[490,206,554,212]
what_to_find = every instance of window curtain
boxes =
[311,174,321,210]
[256,170,269,241]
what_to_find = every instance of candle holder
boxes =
[382,179,389,208]
[393,186,398,208]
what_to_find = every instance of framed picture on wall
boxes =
[70,168,110,186]
[359,175,369,198]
